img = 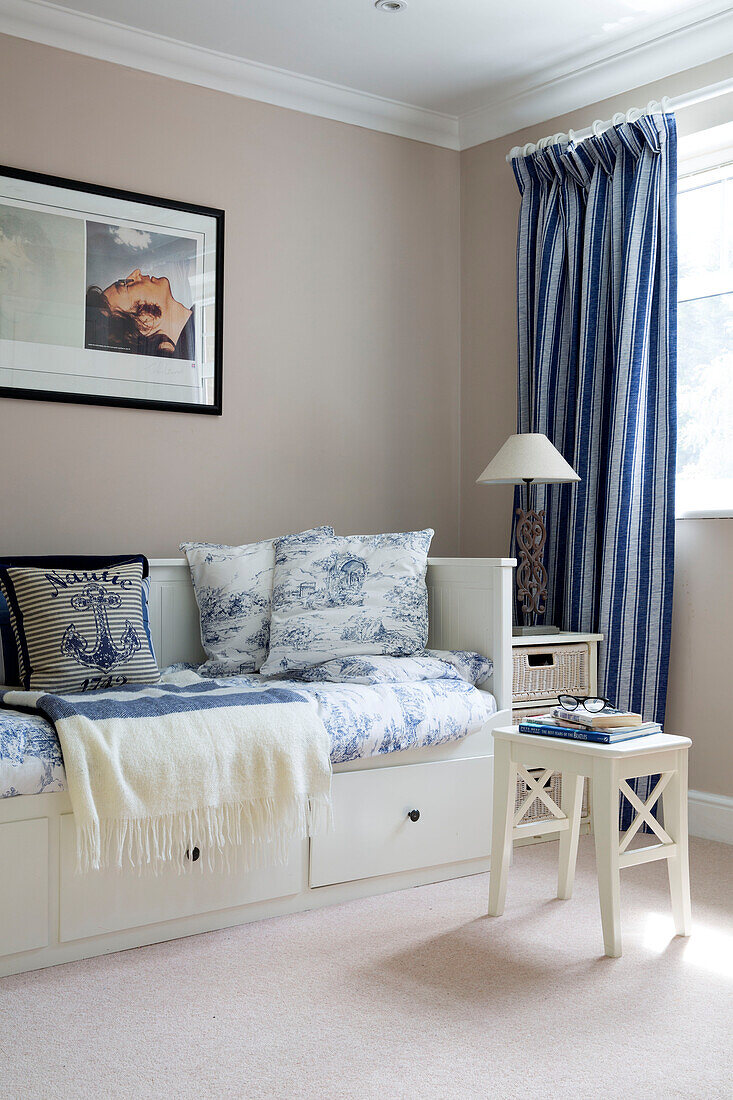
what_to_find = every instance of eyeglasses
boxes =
[557,694,614,714]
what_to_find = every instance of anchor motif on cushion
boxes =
[61,582,141,671]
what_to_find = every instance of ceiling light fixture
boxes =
[374,1,407,11]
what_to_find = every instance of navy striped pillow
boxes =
[0,557,158,693]
[0,555,151,687]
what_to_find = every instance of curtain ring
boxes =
[567,128,576,144]
[522,142,535,157]
[592,119,604,137]
[508,146,522,160]
[626,105,642,123]
[646,100,660,114]
[661,95,672,113]
[553,132,566,146]
[612,112,625,126]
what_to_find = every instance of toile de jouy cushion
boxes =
[180,527,334,675]
[260,529,433,676]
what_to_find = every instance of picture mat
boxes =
[0,206,84,348]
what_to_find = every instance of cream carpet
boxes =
[1,836,731,1100]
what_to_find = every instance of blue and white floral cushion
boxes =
[181,527,334,674]
[260,529,433,676]
[289,650,493,686]
[0,708,65,797]
[304,677,495,764]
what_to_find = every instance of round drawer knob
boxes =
[407,809,420,823]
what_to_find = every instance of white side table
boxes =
[488,725,692,957]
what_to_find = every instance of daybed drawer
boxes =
[0,818,49,955]
[59,815,302,942]
[310,756,492,888]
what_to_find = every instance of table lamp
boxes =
[476,433,580,636]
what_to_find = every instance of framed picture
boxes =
[0,165,223,414]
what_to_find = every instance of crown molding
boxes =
[1,0,732,154]
[459,3,733,150]
[0,0,461,150]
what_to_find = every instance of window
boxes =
[676,124,733,518]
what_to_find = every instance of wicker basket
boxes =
[515,769,590,825]
[512,643,590,703]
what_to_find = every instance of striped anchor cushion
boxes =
[0,554,152,687]
[0,558,159,692]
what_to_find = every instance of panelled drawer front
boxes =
[59,815,303,942]
[0,817,49,955]
[310,756,493,888]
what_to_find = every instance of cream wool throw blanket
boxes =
[1,671,332,873]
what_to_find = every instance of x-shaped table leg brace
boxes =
[513,766,565,826]
[618,773,674,854]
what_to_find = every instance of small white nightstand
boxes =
[488,725,692,957]
[510,631,603,845]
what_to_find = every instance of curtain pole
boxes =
[505,75,733,163]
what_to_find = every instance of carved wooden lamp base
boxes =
[513,504,559,636]
[475,433,580,638]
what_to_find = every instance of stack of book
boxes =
[518,705,661,744]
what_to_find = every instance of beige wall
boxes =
[667,520,733,799]
[459,53,733,798]
[0,34,461,556]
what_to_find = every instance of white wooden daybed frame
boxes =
[0,557,514,979]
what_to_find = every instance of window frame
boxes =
[675,124,733,521]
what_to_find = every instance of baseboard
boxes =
[688,789,733,845]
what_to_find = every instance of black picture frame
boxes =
[0,164,224,415]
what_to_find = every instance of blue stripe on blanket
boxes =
[0,683,307,724]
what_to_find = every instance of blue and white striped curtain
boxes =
[510,112,677,818]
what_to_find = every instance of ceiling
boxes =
[3,0,733,147]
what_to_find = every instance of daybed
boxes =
[0,557,513,978]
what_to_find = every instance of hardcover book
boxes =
[518,717,661,744]
[553,706,644,729]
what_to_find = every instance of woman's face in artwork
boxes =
[101,268,175,335]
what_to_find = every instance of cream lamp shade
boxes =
[476,433,580,485]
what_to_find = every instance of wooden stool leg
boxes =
[592,761,622,958]
[488,741,516,917]
[662,749,692,936]
[557,774,584,900]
